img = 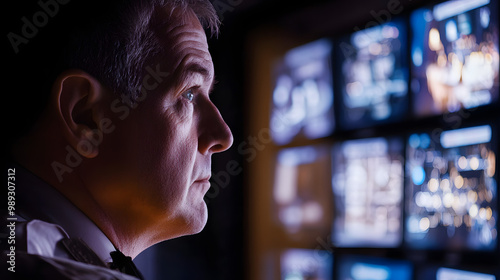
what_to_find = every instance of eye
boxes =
[182,89,195,102]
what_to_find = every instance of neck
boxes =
[12,138,146,259]
[11,135,166,259]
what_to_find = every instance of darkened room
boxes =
[3,0,500,279]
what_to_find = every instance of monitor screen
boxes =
[331,137,404,247]
[437,267,496,280]
[281,248,333,280]
[270,39,335,145]
[416,266,498,280]
[336,19,409,129]
[405,124,498,251]
[336,255,413,280]
[410,0,499,117]
[273,145,333,233]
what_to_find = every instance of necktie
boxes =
[110,250,145,280]
[61,238,145,279]
[61,238,107,267]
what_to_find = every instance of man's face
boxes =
[88,6,233,241]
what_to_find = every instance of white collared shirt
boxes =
[16,165,116,264]
[5,165,140,279]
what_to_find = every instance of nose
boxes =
[198,98,233,155]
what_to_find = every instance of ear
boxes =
[51,70,109,159]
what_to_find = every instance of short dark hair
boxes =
[5,0,219,148]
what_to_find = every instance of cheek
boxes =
[157,103,197,164]
[137,103,199,203]
[143,135,199,221]
[169,99,194,126]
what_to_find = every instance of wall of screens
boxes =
[336,19,409,130]
[266,0,500,279]
[270,39,335,145]
[405,124,497,251]
[336,255,413,280]
[331,137,404,248]
[415,266,499,280]
[410,0,499,116]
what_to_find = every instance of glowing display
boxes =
[331,137,404,247]
[280,249,333,280]
[270,39,335,145]
[417,266,498,280]
[437,267,496,280]
[337,20,409,129]
[411,0,499,116]
[441,125,492,148]
[273,146,333,233]
[337,255,412,280]
[405,125,498,251]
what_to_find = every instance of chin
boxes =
[190,220,207,235]
[192,205,209,234]
[179,202,208,236]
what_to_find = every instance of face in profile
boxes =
[82,5,233,243]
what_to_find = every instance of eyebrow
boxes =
[178,62,216,93]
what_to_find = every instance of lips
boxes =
[193,177,211,195]
[193,173,212,192]
[194,175,211,183]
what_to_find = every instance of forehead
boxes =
[152,5,213,81]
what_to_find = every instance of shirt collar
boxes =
[16,164,116,264]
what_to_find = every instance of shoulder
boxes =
[14,219,71,258]
[1,252,140,280]
[2,219,137,279]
